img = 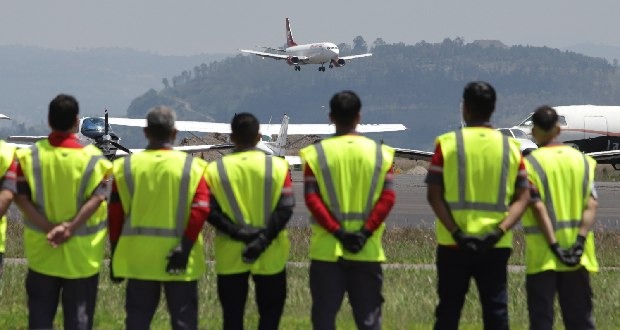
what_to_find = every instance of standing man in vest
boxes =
[300,91,396,330]
[0,140,17,279]
[13,94,112,329]
[108,106,210,330]
[205,112,294,330]
[522,106,598,330]
[426,82,530,330]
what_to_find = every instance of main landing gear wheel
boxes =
[294,65,301,71]
[318,66,326,72]
[329,64,334,69]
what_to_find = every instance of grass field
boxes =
[1,220,619,329]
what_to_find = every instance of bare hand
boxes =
[47,223,72,248]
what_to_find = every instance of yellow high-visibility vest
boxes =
[435,128,522,248]
[300,135,395,262]
[17,141,112,278]
[0,140,16,254]
[205,150,290,275]
[112,150,207,281]
[522,146,598,274]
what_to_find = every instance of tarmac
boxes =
[288,172,620,230]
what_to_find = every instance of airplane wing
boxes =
[284,155,301,165]
[109,117,232,134]
[586,150,620,167]
[262,123,407,135]
[393,147,434,161]
[339,53,373,60]
[115,143,235,156]
[239,49,290,60]
[8,135,47,143]
[0,114,10,120]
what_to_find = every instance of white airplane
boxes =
[240,18,372,72]
[514,105,620,168]
[110,114,407,165]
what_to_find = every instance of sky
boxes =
[2,0,620,56]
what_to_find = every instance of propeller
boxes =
[96,108,132,159]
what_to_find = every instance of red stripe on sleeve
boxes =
[184,177,210,242]
[107,181,125,243]
[304,166,341,233]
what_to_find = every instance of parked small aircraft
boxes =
[240,18,372,72]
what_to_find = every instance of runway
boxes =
[289,173,620,229]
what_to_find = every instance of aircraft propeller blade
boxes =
[110,140,132,154]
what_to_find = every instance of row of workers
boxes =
[0,85,597,330]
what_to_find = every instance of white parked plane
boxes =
[514,105,620,168]
[110,114,406,165]
[240,18,372,72]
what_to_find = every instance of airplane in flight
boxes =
[514,105,620,168]
[239,18,372,72]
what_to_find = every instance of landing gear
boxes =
[318,66,326,72]
[329,64,334,69]
[294,65,301,71]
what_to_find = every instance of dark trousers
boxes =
[434,246,511,330]
[0,252,4,278]
[526,268,595,330]
[26,269,99,330]
[125,279,198,330]
[217,270,286,330]
[310,259,384,330]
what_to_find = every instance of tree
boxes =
[373,38,387,49]
[352,36,368,55]
[162,78,170,89]
[338,43,351,56]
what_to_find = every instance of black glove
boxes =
[333,228,372,253]
[480,228,505,251]
[550,243,580,267]
[242,233,270,263]
[109,243,124,283]
[452,229,484,255]
[166,236,194,274]
[570,235,586,260]
[232,226,264,243]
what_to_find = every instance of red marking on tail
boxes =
[286,18,297,47]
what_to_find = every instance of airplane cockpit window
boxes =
[498,129,512,137]
[558,116,567,126]
[511,129,528,139]
[81,117,113,137]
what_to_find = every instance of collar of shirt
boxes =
[464,121,493,128]
[48,132,83,148]
[146,142,173,150]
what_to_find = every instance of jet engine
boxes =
[287,56,300,65]
[331,58,346,67]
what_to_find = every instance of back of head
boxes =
[146,106,176,141]
[329,90,361,126]
[531,105,558,132]
[462,81,496,121]
[48,94,79,131]
[231,112,260,147]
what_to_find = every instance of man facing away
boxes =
[108,106,210,330]
[426,81,530,330]
[522,106,598,330]
[300,90,396,330]
[205,112,294,330]
[14,94,112,329]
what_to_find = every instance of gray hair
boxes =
[146,106,176,140]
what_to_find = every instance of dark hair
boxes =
[231,112,259,146]
[48,94,79,131]
[462,81,496,121]
[329,90,361,126]
[532,105,558,132]
[146,106,176,141]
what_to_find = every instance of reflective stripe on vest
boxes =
[24,146,107,236]
[522,153,590,234]
[121,154,193,237]
[312,140,383,223]
[216,155,273,225]
[449,130,510,212]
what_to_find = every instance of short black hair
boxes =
[462,81,496,121]
[329,90,361,126]
[532,105,558,132]
[48,94,79,131]
[231,112,259,146]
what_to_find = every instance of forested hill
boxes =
[126,38,619,150]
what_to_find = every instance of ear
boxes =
[72,116,80,132]
[328,112,335,124]
[143,127,149,139]
[171,128,178,142]
[354,112,361,125]
[255,133,261,144]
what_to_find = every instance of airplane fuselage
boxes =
[286,42,339,65]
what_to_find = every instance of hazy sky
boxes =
[1,0,619,55]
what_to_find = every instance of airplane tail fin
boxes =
[275,114,289,148]
[286,18,297,47]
